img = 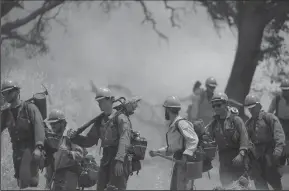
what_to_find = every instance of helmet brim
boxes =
[45,119,61,123]
[244,104,256,109]
[206,84,217,88]
[95,96,106,101]
[163,105,181,108]
[211,99,226,104]
[1,87,16,93]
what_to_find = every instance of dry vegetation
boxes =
[1,64,284,190]
[0,66,170,189]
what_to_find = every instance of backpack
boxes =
[210,109,241,145]
[112,112,148,175]
[78,155,99,189]
[27,92,48,120]
[175,118,217,172]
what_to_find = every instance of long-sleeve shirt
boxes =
[205,110,249,152]
[157,116,199,157]
[245,111,285,158]
[268,94,289,119]
[72,109,131,162]
[53,136,85,170]
[1,101,45,147]
[45,130,86,185]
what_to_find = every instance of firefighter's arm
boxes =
[115,114,131,162]
[178,120,199,156]
[234,116,250,151]
[179,94,193,102]
[71,123,100,148]
[268,96,277,114]
[156,146,174,156]
[267,114,286,156]
[70,144,85,162]
[28,103,45,147]
[1,110,7,133]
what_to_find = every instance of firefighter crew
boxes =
[67,87,132,191]
[0,79,46,189]
[149,96,199,190]
[268,79,289,140]
[205,92,250,187]
[44,109,85,190]
[181,77,218,125]
[244,94,285,190]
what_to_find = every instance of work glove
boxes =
[33,146,46,170]
[149,150,159,157]
[32,147,42,162]
[67,129,77,139]
[232,152,244,166]
[114,160,124,176]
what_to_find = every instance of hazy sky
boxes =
[9,1,238,104]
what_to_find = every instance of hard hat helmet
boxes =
[280,79,289,90]
[205,77,217,87]
[95,87,113,101]
[46,109,66,123]
[1,79,20,93]
[163,96,181,108]
[211,92,228,103]
[244,94,260,108]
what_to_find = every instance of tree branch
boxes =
[265,1,289,23]
[1,31,42,46]
[1,0,65,33]
[137,0,168,41]
[1,0,24,18]
[162,0,184,28]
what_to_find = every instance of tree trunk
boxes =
[225,12,266,120]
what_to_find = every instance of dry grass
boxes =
[1,67,289,190]
[1,67,168,190]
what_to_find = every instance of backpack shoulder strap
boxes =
[1,108,9,131]
[175,118,187,149]
[22,101,32,121]
[112,111,132,139]
[175,118,191,133]
[275,94,281,116]
[261,112,275,136]
[228,114,243,135]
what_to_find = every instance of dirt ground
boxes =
[34,157,289,190]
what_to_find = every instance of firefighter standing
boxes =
[268,79,289,140]
[181,77,218,125]
[0,79,46,189]
[244,94,285,190]
[205,92,250,187]
[67,87,132,191]
[44,109,85,190]
[149,96,199,190]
